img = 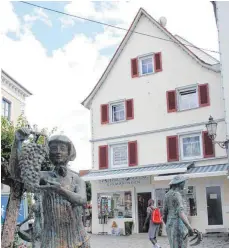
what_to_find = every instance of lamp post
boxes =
[205,115,229,155]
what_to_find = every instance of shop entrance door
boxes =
[206,186,223,225]
[137,192,151,233]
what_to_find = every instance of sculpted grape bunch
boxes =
[19,142,51,191]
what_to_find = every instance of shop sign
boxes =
[98,176,150,187]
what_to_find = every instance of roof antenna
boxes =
[159,16,167,27]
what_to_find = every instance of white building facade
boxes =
[82,9,229,235]
[1,70,32,226]
[212,1,229,164]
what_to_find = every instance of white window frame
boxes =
[177,85,198,111]
[138,54,154,76]
[109,101,126,123]
[179,132,203,161]
[2,98,11,120]
[109,143,128,169]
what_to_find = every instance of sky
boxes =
[0,0,219,172]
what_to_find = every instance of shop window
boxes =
[155,188,169,209]
[97,191,132,219]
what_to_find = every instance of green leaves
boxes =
[1,114,58,162]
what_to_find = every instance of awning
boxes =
[154,163,229,181]
[82,162,193,181]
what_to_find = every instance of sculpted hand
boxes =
[15,127,31,141]
[188,228,194,237]
[39,181,61,191]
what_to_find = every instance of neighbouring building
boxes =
[81,8,229,235]
[212,1,229,173]
[1,69,32,226]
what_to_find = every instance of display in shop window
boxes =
[97,191,132,219]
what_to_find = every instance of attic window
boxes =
[132,52,162,77]
[139,55,154,75]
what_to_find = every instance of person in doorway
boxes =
[143,199,161,248]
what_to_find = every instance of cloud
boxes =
[0,1,20,35]
[23,8,52,27]
[59,16,75,29]
[1,2,109,171]
[1,1,219,172]
[94,26,125,50]
[63,1,218,56]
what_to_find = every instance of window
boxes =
[139,55,154,75]
[110,143,128,168]
[131,52,162,77]
[110,102,125,123]
[180,133,202,160]
[2,98,11,120]
[97,191,132,219]
[177,86,198,111]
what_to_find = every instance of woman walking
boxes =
[143,199,161,248]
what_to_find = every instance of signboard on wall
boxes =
[98,176,150,187]
[1,194,26,224]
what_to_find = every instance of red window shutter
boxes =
[99,145,108,169]
[166,90,177,113]
[154,52,162,72]
[101,104,109,124]
[167,135,179,162]
[198,84,210,107]
[126,99,134,120]
[131,58,138,78]
[202,131,215,158]
[128,141,138,166]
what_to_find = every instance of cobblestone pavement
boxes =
[90,233,229,248]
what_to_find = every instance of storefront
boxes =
[83,163,229,235]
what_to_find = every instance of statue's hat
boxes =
[169,175,187,185]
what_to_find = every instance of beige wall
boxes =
[2,88,22,124]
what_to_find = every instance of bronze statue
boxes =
[17,193,42,248]
[163,175,202,248]
[18,129,90,248]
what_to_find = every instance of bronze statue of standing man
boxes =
[39,135,90,248]
[163,176,193,248]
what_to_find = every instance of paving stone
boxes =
[89,233,229,248]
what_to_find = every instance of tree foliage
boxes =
[1,115,58,163]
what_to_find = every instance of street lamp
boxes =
[205,115,229,149]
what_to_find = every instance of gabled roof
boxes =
[82,8,220,109]
[1,69,32,96]
[174,34,219,65]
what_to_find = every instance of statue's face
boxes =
[49,141,69,166]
